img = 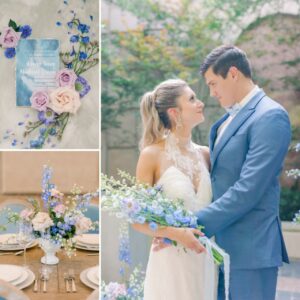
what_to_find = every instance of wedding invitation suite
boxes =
[16,39,59,106]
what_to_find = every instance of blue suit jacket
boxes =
[197,90,291,270]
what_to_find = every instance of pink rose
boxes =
[32,212,53,232]
[20,208,34,222]
[0,27,21,48]
[56,68,77,87]
[49,87,81,115]
[75,216,92,234]
[30,90,50,111]
[53,204,66,216]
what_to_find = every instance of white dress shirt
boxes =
[214,85,260,146]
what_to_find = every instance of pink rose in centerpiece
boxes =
[20,208,34,222]
[56,68,77,87]
[53,204,66,217]
[30,90,49,111]
[0,27,21,48]
[32,212,53,232]
[49,87,81,114]
[50,188,64,199]
[75,216,92,234]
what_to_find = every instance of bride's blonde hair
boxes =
[139,79,188,149]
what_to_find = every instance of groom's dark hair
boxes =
[200,45,252,79]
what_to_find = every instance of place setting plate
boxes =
[75,234,99,251]
[80,265,99,290]
[0,264,35,290]
[0,234,37,251]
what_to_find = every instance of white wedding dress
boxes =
[143,134,217,300]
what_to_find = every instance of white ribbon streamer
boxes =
[200,237,230,300]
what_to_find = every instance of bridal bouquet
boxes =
[4,166,99,257]
[101,170,225,266]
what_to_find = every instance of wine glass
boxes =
[16,221,34,268]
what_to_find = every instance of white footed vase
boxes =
[39,239,61,265]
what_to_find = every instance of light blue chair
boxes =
[0,199,32,234]
[84,204,99,233]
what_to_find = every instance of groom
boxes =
[196,45,291,300]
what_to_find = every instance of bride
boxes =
[133,79,217,300]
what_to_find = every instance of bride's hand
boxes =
[174,228,206,254]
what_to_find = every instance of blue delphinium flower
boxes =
[165,214,175,225]
[70,35,79,43]
[75,76,91,98]
[81,36,90,44]
[119,237,131,264]
[66,63,73,69]
[78,23,90,33]
[56,21,62,26]
[79,51,87,61]
[4,48,16,59]
[149,221,158,231]
[20,25,32,38]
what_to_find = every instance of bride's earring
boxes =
[175,115,183,131]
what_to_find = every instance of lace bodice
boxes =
[157,133,212,212]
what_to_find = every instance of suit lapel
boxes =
[209,114,229,155]
[210,90,266,171]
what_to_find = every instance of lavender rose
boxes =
[32,212,54,232]
[0,27,21,48]
[56,68,77,87]
[49,87,81,114]
[30,90,50,111]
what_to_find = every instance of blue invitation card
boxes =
[16,39,60,106]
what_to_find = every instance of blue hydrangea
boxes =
[4,48,16,59]
[20,25,32,39]
[149,221,158,231]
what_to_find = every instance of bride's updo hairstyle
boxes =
[139,79,188,149]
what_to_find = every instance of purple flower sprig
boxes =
[23,110,70,149]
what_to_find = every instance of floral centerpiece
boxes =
[5,166,99,259]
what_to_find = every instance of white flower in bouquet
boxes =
[32,212,54,232]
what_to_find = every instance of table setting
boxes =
[0,165,99,299]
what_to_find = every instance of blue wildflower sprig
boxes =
[60,17,99,76]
